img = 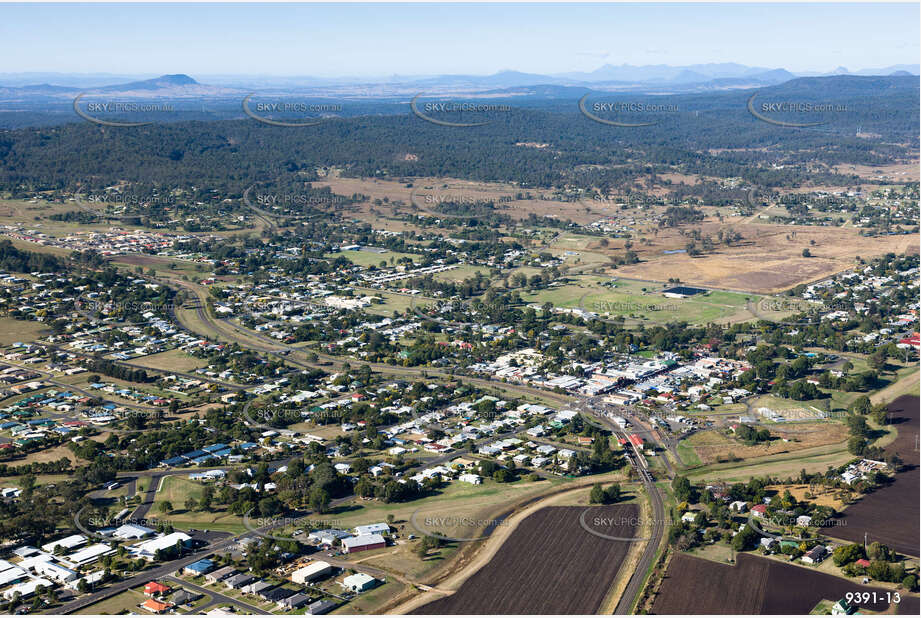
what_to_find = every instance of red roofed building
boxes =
[142,599,174,613]
[144,581,171,596]
[629,434,644,447]
[751,504,768,518]
[855,558,871,568]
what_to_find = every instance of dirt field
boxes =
[611,223,915,294]
[823,395,920,557]
[413,505,638,614]
[682,422,850,465]
[315,176,605,224]
[309,176,915,294]
[829,162,920,183]
[653,553,918,614]
[764,484,847,510]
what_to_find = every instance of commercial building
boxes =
[341,533,386,554]
[290,561,333,584]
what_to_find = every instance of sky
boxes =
[2,2,918,77]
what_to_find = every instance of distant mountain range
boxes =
[0,63,917,99]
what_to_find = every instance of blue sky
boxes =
[3,2,918,76]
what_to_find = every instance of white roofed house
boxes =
[114,523,155,540]
[290,561,333,584]
[341,533,386,554]
[3,577,53,600]
[128,531,192,560]
[63,543,116,567]
[354,522,390,536]
[341,572,379,592]
[32,560,77,583]
[729,501,748,513]
[41,534,87,554]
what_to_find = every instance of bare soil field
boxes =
[829,162,920,183]
[610,223,915,294]
[823,395,920,557]
[413,505,638,614]
[315,176,604,224]
[764,484,847,510]
[683,422,849,465]
[653,553,918,614]
[299,177,912,295]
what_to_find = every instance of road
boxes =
[163,575,267,614]
[157,273,574,407]
[577,398,667,615]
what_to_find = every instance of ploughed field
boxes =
[822,395,920,556]
[653,553,919,614]
[414,505,639,614]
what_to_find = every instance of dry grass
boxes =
[684,422,849,465]
[764,484,848,510]
[612,222,915,293]
[0,316,48,345]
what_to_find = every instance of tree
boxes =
[802,248,811,257]
[849,395,872,415]
[731,524,759,551]
[589,483,606,504]
[184,497,198,512]
[159,500,174,514]
[309,487,330,513]
[832,543,865,566]
[672,476,696,503]
[867,541,893,562]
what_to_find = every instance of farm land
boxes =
[413,505,640,615]
[652,553,919,615]
[821,394,920,556]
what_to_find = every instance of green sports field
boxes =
[519,275,760,325]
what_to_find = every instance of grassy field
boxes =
[680,422,849,466]
[152,475,245,532]
[686,445,854,483]
[75,585,149,615]
[518,275,758,325]
[675,440,702,467]
[130,348,209,372]
[431,264,492,282]
[358,290,434,316]
[324,249,418,268]
[327,477,567,535]
[331,580,408,615]
[0,316,48,345]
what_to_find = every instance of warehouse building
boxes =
[342,533,386,554]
